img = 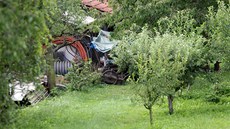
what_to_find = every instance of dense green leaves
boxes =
[111,1,230,124]
[45,0,85,35]
[0,0,50,79]
[0,0,50,125]
[205,1,230,64]
[44,0,100,36]
[66,62,101,91]
[107,0,229,36]
[112,26,205,123]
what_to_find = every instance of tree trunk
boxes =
[214,61,221,72]
[46,47,56,94]
[149,107,153,125]
[168,94,174,115]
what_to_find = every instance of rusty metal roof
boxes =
[82,0,112,13]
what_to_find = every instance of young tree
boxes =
[150,34,193,115]
[130,29,161,125]
[112,27,204,124]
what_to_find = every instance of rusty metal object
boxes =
[102,70,118,84]
[102,63,129,85]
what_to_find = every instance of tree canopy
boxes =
[105,0,229,35]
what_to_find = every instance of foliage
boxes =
[0,0,49,80]
[204,1,230,65]
[156,9,197,35]
[106,0,229,37]
[206,80,230,103]
[155,1,230,84]
[44,0,100,36]
[114,9,205,71]
[182,72,230,104]
[113,26,204,123]
[128,28,160,124]
[50,86,67,97]
[0,0,49,126]
[156,8,210,69]
[110,0,230,125]
[66,61,101,91]
[1,0,229,127]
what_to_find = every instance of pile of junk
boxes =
[9,30,129,106]
[9,1,127,106]
[52,30,129,84]
[52,30,128,84]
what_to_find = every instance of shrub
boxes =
[213,81,230,97]
[50,86,67,97]
[205,81,230,103]
[66,61,101,91]
[205,1,230,68]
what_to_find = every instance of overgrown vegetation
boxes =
[106,0,229,36]
[114,28,200,123]
[111,1,230,125]
[1,0,230,128]
[0,0,49,126]
[182,72,230,104]
[0,0,99,126]
[66,61,101,91]
[4,84,230,129]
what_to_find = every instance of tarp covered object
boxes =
[9,81,35,101]
[91,30,117,53]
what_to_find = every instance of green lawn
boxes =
[6,84,230,129]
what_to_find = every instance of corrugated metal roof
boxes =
[82,0,112,13]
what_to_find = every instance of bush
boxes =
[181,74,211,99]
[213,81,230,97]
[66,61,101,91]
[50,86,67,97]
[205,94,221,103]
[222,59,230,71]
[204,82,230,103]
[205,1,230,67]
[181,72,230,104]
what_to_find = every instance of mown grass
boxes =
[6,81,230,129]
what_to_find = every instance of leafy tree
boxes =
[106,0,229,36]
[125,28,161,125]
[155,9,209,88]
[45,0,100,36]
[0,0,105,127]
[149,33,199,115]
[155,1,230,72]
[0,0,49,125]
[113,27,202,124]
[111,0,229,125]
[205,1,230,70]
